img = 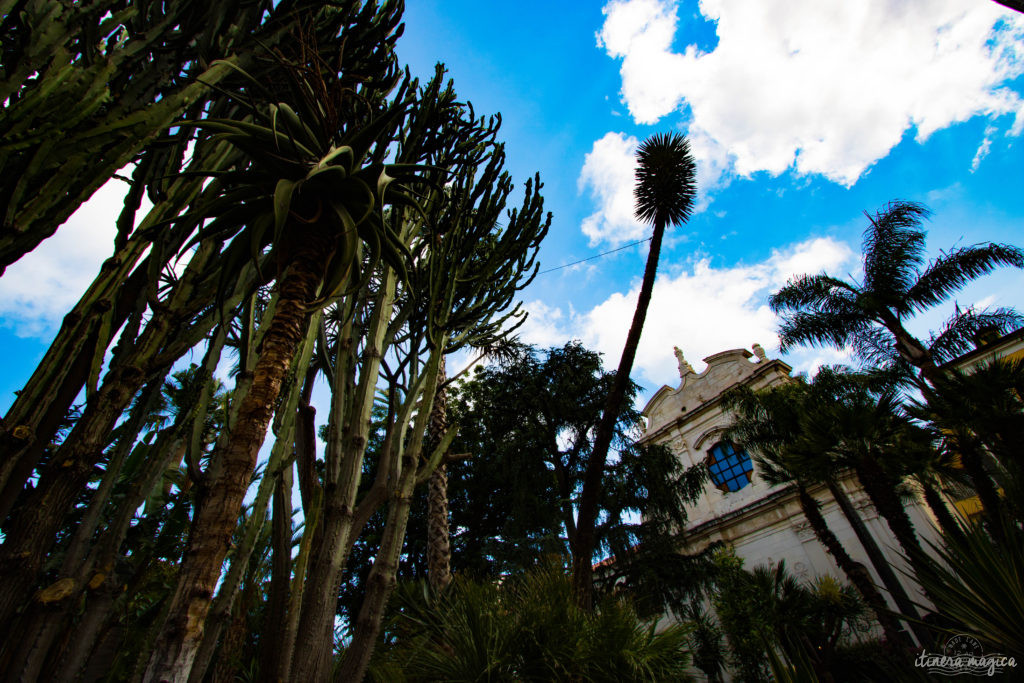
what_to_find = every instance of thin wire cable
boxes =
[537,236,652,275]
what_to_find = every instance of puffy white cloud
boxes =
[578,132,644,246]
[0,179,145,338]
[519,236,857,390]
[598,0,1024,186]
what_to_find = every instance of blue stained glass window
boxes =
[707,441,753,492]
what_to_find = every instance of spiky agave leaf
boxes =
[633,132,697,228]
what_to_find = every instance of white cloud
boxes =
[578,132,644,246]
[599,0,1024,186]
[0,179,147,338]
[578,129,727,247]
[971,125,996,171]
[520,236,856,391]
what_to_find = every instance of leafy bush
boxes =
[369,566,693,682]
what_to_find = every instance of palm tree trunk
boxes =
[825,478,929,646]
[142,228,335,683]
[574,219,666,608]
[796,485,907,648]
[186,323,317,683]
[853,459,925,559]
[426,357,451,594]
[960,446,1004,540]
[919,479,960,538]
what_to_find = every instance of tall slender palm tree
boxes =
[723,383,913,648]
[573,132,696,607]
[770,200,1023,386]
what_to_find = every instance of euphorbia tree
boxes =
[141,36,430,683]
[289,74,550,680]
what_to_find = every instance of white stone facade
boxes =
[640,346,940,633]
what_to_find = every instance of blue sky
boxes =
[3,0,1024,411]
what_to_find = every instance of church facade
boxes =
[639,345,940,621]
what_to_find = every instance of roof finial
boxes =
[674,346,695,378]
[752,343,767,362]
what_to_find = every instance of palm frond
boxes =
[861,200,930,299]
[768,274,859,314]
[776,309,871,354]
[850,324,901,367]
[633,132,697,228]
[928,306,1023,364]
[913,518,1024,657]
[904,243,1024,314]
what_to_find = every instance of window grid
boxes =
[707,441,753,492]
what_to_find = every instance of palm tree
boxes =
[724,382,912,649]
[770,200,1023,387]
[573,132,697,607]
[797,370,947,580]
[910,357,1024,529]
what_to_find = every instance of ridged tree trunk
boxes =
[426,356,451,594]
[853,458,925,560]
[0,141,230,510]
[920,479,960,538]
[288,272,397,682]
[574,219,666,608]
[337,492,413,682]
[143,227,335,683]
[258,467,293,683]
[0,360,157,635]
[335,354,444,682]
[2,376,182,682]
[796,485,908,649]
[825,478,930,646]
[0,242,226,634]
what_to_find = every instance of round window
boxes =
[707,441,753,492]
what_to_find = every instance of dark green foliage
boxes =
[914,516,1024,658]
[370,567,693,682]
[440,342,698,580]
[712,553,871,683]
[910,357,1024,522]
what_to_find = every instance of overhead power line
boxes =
[537,236,653,275]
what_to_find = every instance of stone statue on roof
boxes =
[752,343,767,362]
[674,346,695,378]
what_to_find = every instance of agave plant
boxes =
[913,516,1024,658]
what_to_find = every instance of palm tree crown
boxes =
[770,200,1023,379]
[634,132,698,228]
